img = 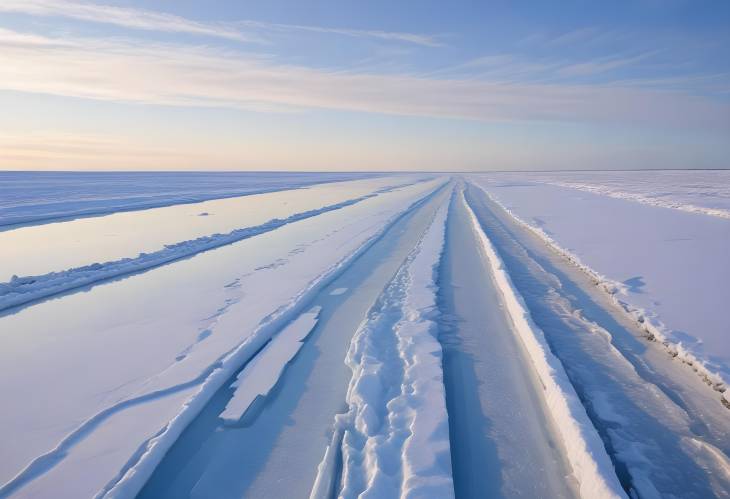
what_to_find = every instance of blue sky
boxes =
[0,0,728,171]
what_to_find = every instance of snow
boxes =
[462,190,626,499]
[440,190,578,498]
[219,306,321,425]
[472,170,730,218]
[0,178,446,498]
[465,182,730,498]
[313,194,453,499]
[0,171,384,229]
[470,172,730,404]
[139,183,454,499]
[2,169,726,498]
[0,177,422,312]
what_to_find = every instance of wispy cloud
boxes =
[556,52,658,77]
[0,28,727,130]
[0,0,442,47]
[0,0,259,42]
[238,20,445,47]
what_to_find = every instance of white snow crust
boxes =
[312,194,453,499]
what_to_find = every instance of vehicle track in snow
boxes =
[438,189,577,499]
[137,184,454,499]
[464,181,730,498]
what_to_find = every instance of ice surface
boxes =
[465,182,730,497]
[0,178,446,498]
[219,307,321,424]
[313,195,453,499]
[0,171,383,228]
[139,183,453,499]
[470,172,730,402]
[463,190,626,499]
[0,177,421,311]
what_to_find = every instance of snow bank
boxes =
[97,181,450,499]
[473,185,730,406]
[554,181,730,219]
[312,197,453,499]
[219,307,321,425]
[0,193,380,313]
[462,191,626,499]
[469,170,730,219]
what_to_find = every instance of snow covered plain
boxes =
[0,171,728,499]
[0,171,380,229]
[470,171,730,403]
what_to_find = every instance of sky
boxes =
[0,0,728,171]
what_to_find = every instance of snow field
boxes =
[101,179,450,499]
[0,178,447,498]
[462,190,626,499]
[0,176,420,311]
[471,181,730,405]
[313,193,453,499]
[0,171,382,228]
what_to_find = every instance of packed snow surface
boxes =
[470,171,730,401]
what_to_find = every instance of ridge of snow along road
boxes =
[462,190,627,499]
[553,181,730,219]
[0,179,421,314]
[471,183,730,407]
[311,193,453,499]
[0,178,449,499]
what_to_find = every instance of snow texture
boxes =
[470,170,730,218]
[0,192,383,312]
[462,190,627,499]
[98,180,448,499]
[470,175,730,405]
[312,194,453,499]
[0,178,446,498]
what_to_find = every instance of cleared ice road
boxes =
[438,189,576,499]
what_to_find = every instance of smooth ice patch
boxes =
[219,307,321,424]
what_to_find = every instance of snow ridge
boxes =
[554,181,730,219]
[95,181,450,499]
[0,192,383,313]
[474,185,730,406]
[462,191,627,499]
[312,195,453,499]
